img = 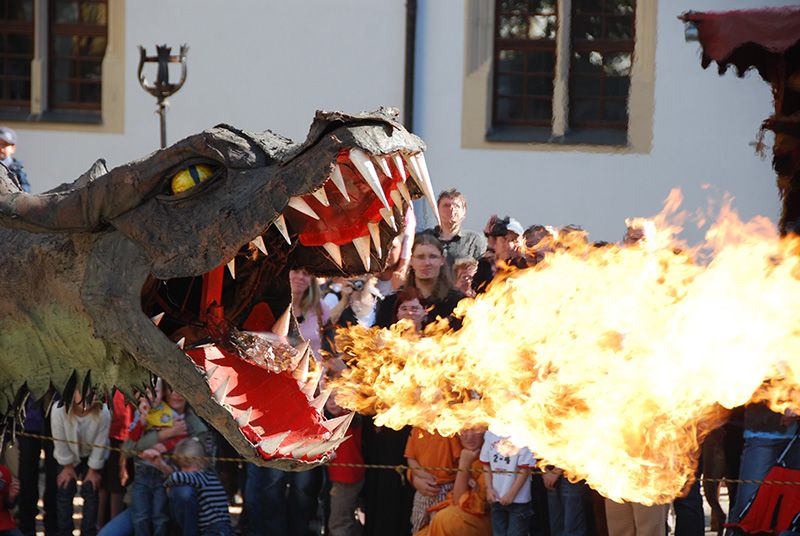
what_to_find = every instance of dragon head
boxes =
[0,108,437,468]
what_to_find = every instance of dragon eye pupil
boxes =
[171,164,214,194]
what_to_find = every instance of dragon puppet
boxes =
[0,107,438,469]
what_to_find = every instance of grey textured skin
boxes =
[0,108,424,466]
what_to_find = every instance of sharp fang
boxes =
[301,368,323,398]
[311,388,332,413]
[251,236,268,256]
[350,148,390,210]
[391,153,407,181]
[321,412,352,433]
[397,181,412,205]
[330,412,355,440]
[352,236,371,271]
[373,155,392,178]
[150,312,165,326]
[213,376,230,405]
[205,365,220,381]
[226,258,236,279]
[273,214,291,244]
[331,165,350,201]
[278,439,307,456]
[367,222,382,257]
[259,431,289,454]
[407,153,441,225]
[272,306,291,338]
[322,242,343,268]
[379,208,397,230]
[176,337,186,350]
[311,187,330,207]
[390,189,404,210]
[293,340,310,366]
[236,407,253,427]
[304,436,348,459]
[290,442,320,459]
[292,348,310,384]
[288,196,320,220]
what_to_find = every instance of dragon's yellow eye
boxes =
[171,164,215,194]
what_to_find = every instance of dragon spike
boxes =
[330,165,350,201]
[81,370,92,403]
[258,431,290,454]
[288,196,320,220]
[293,340,310,364]
[322,242,343,268]
[62,370,78,412]
[226,258,236,279]
[321,412,353,433]
[301,368,323,398]
[397,181,412,205]
[150,312,165,326]
[278,439,308,457]
[212,375,230,405]
[406,153,440,226]
[391,153,407,180]
[273,214,291,244]
[304,436,348,459]
[311,388,332,413]
[367,222,382,257]
[373,155,392,177]
[272,306,291,338]
[352,236,371,271]
[236,407,253,427]
[205,365,220,381]
[350,148,391,211]
[292,348,310,385]
[329,412,355,440]
[251,235,268,256]
[289,441,321,459]
[379,208,396,231]
[390,190,404,211]
[176,337,186,350]
[311,187,330,207]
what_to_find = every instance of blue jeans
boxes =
[674,475,704,536]
[0,530,25,536]
[491,501,532,536]
[244,464,322,536]
[168,485,199,536]
[98,509,132,536]
[130,465,168,536]
[548,479,587,536]
[56,460,99,536]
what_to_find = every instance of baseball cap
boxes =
[0,127,17,146]
[489,217,524,237]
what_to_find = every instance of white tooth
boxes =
[407,153,440,225]
[311,187,330,207]
[251,236,268,256]
[150,312,165,326]
[287,196,320,220]
[205,365,220,381]
[379,208,396,230]
[352,236,371,271]
[311,388,332,413]
[367,222,382,258]
[213,376,230,404]
[292,348,310,384]
[272,306,291,338]
[291,441,321,459]
[273,214,291,245]
[330,412,354,440]
[176,337,186,350]
[373,155,392,178]
[330,165,350,202]
[304,436,348,459]
[322,242,343,268]
[390,190,404,211]
[350,148,390,210]
[236,407,253,427]
[321,412,353,433]
[293,340,310,366]
[391,153,407,181]
[278,439,307,456]
[301,368,323,398]
[397,181,412,205]
[258,431,289,454]
[226,258,236,279]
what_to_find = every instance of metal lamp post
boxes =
[137,44,189,149]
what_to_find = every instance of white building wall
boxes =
[15,0,406,192]
[413,0,784,243]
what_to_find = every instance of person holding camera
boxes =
[329,276,381,328]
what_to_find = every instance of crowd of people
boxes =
[0,125,796,536]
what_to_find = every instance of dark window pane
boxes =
[573,14,602,40]
[7,33,33,54]
[497,49,525,73]
[605,76,630,97]
[526,75,553,96]
[52,59,74,79]
[572,51,603,74]
[79,82,100,103]
[6,58,29,77]
[80,2,106,24]
[604,99,628,122]
[496,97,527,121]
[605,0,634,15]
[497,74,525,96]
[526,51,555,73]
[528,0,556,15]
[527,15,557,39]
[79,36,106,56]
[572,75,602,97]
[53,81,74,103]
[53,35,76,56]
[500,0,528,13]
[7,78,30,99]
[527,98,552,120]
[4,0,33,21]
[498,15,528,38]
[604,52,631,77]
[606,15,634,40]
[573,0,602,14]
[80,60,101,80]
[53,0,79,23]
[571,99,601,123]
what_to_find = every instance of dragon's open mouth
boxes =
[139,147,436,464]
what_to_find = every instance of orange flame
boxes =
[332,189,800,505]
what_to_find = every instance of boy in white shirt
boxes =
[480,430,534,536]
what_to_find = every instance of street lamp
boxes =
[137,44,189,149]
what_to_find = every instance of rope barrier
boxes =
[10,431,800,485]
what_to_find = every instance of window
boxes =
[462,0,655,152]
[0,0,34,109]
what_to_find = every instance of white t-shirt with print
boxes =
[479,430,535,504]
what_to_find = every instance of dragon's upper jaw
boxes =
[139,143,436,465]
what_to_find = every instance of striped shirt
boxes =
[165,469,231,532]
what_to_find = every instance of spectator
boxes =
[523,225,556,265]
[0,127,28,192]
[420,189,486,267]
[141,438,232,536]
[290,268,333,357]
[480,431,534,536]
[0,464,21,536]
[375,237,410,297]
[98,391,134,530]
[330,276,381,328]
[452,257,478,298]
[543,466,589,536]
[473,217,526,294]
[51,389,111,536]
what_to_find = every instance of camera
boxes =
[348,279,365,291]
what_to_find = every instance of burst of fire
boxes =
[331,189,800,505]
